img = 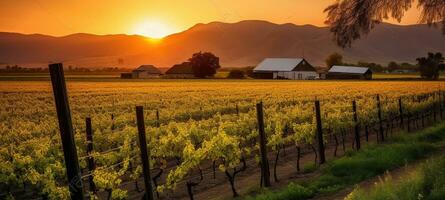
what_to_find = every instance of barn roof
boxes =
[133,65,162,74]
[328,66,370,74]
[254,58,305,72]
[166,62,194,74]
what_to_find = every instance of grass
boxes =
[242,123,445,200]
[347,156,445,200]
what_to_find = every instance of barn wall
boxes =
[132,72,161,78]
[253,72,274,79]
[274,71,318,80]
[326,73,371,80]
[164,74,196,79]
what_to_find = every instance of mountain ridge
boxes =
[1,20,444,68]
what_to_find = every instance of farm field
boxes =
[2,72,445,82]
[1,79,445,200]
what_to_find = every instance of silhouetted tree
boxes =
[325,0,445,47]
[417,52,445,79]
[189,52,221,78]
[387,61,400,72]
[325,52,344,68]
[357,61,384,72]
[227,70,245,79]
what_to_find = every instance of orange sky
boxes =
[0,0,422,38]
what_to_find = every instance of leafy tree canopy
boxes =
[325,52,344,68]
[188,52,221,78]
[325,0,445,47]
[417,52,445,79]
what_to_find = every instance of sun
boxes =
[132,21,174,39]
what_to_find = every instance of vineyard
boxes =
[1,74,445,200]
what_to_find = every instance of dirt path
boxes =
[313,141,445,200]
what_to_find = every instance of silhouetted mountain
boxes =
[1,20,444,68]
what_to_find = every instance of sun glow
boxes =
[132,20,175,39]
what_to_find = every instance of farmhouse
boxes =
[253,58,318,80]
[326,65,372,80]
[165,62,195,78]
[131,65,162,78]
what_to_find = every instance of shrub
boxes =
[227,70,245,79]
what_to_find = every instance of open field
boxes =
[2,72,445,82]
[1,79,445,200]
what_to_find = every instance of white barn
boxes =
[253,58,318,80]
[131,65,162,78]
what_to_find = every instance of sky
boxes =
[0,0,422,38]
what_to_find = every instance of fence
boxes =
[17,63,444,200]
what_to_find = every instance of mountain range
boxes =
[1,20,444,68]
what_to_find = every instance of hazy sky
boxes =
[0,0,422,38]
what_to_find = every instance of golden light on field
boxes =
[131,20,175,39]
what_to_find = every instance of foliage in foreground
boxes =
[347,155,445,200]
[244,123,445,200]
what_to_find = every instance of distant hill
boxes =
[1,20,444,68]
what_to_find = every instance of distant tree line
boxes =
[0,65,130,73]
[0,65,49,73]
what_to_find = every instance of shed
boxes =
[120,73,133,79]
[131,65,162,78]
[165,62,195,78]
[326,66,372,80]
[253,58,318,79]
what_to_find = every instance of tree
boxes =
[387,61,400,72]
[417,52,445,79]
[325,53,344,68]
[357,61,384,72]
[227,70,245,79]
[188,52,221,78]
[324,0,445,47]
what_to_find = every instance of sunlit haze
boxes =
[0,0,422,37]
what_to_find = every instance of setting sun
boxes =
[132,20,175,39]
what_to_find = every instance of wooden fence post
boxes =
[85,117,96,194]
[441,91,445,119]
[433,92,437,123]
[352,101,360,150]
[256,102,271,187]
[111,114,115,131]
[136,106,155,200]
[155,109,160,128]
[315,100,326,164]
[437,90,443,120]
[49,63,85,200]
[399,97,404,129]
[376,95,385,142]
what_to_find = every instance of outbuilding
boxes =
[253,58,318,80]
[131,65,162,78]
[326,66,372,80]
[165,62,195,78]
